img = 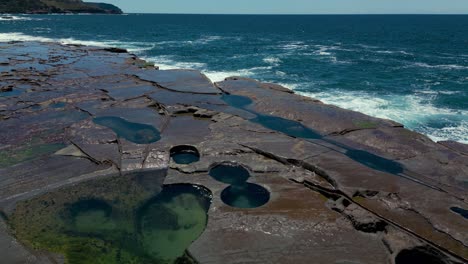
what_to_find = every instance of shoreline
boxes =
[0,33,466,145]
[0,33,468,144]
[1,15,467,145]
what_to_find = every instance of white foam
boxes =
[415,89,460,95]
[142,54,279,82]
[152,36,238,48]
[313,46,333,56]
[276,82,300,90]
[316,51,332,56]
[295,88,468,143]
[204,69,256,82]
[122,43,155,53]
[141,55,254,82]
[307,45,353,64]
[280,41,308,51]
[411,62,468,70]
[420,121,468,144]
[263,56,282,66]
[0,32,156,53]
[0,32,113,47]
[355,43,381,49]
[275,71,287,77]
[144,55,207,70]
[0,15,41,21]
[375,50,413,56]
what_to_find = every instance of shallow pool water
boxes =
[344,149,404,175]
[0,143,65,168]
[221,94,253,109]
[170,145,200,164]
[93,116,161,144]
[172,152,200,164]
[9,171,212,264]
[252,114,322,139]
[50,102,67,108]
[221,183,270,209]
[138,185,211,262]
[221,93,407,177]
[209,163,251,185]
[450,207,468,219]
[208,162,270,209]
[0,89,22,97]
[395,246,447,264]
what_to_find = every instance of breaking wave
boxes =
[295,88,468,143]
[0,32,154,52]
[0,15,43,21]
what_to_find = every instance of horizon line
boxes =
[123,12,468,15]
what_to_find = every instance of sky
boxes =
[103,0,468,14]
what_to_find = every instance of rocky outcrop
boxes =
[0,42,466,264]
[0,0,122,14]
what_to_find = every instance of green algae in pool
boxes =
[94,116,161,144]
[170,145,200,165]
[9,171,212,264]
[67,199,117,234]
[138,185,211,262]
[0,143,65,168]
[209,163,251,185]
[221,183,270,209]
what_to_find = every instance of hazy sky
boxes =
[104,0,468,14]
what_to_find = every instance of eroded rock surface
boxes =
[0,42,467,264]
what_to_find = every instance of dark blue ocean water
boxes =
[1,14,467,143]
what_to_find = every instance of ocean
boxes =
[1,14,467,143]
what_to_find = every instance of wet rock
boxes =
[137,69,222,94]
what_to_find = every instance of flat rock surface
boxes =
[136,69,222,94]
[0,42,467,264]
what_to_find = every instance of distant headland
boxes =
[0,0,123,14]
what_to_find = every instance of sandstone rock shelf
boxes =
[0,41,467,264]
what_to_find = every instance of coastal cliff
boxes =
[0,0,122,14]
[0,41,467,264]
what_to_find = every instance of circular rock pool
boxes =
[221,183,270,209]
[209,163,250,185]
[170,145,200,164]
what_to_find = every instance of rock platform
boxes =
[0,42,467,264]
